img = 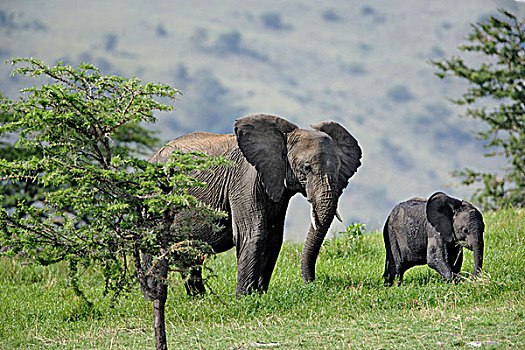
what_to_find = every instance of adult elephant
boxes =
[149,114,362,297]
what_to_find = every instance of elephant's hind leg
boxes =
[182,266,206,297]
[383,258,396,286]
[181,247,207,297]
[396,266,407,286]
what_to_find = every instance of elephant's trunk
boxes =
[469,210,484,276]
[301,175,338,283]
[473,241,483,276]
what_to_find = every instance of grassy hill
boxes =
[1,0,523,240]
[0,208,523,348]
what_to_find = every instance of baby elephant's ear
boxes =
[426,192,462,242]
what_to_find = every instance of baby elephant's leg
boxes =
[427,236,453,281]
[447,243,463,277]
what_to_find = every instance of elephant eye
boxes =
[304,162,312,172]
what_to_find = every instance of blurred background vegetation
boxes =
[1,0,523,240]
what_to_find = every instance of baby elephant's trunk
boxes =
[473,242,483,276]
[469,210,484,276]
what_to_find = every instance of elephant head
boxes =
[426,192,485,275]
[234,114,362,283]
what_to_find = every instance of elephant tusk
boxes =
[335,210,343,222]
[310,209,317,230]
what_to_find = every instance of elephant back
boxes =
[149,132,237,163]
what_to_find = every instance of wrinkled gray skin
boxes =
[383,192,484,286]
[149,114,362,297]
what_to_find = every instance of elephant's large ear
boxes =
[234,114,298,202]
[310,122,362,192]
[426,192,462,242]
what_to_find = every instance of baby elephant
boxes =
[383,192,484,285]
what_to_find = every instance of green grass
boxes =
[1,208,524,349]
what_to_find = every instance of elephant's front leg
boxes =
[259,219,285,292]
[427,235,453,281]
[447,242,463,278]
[235,232,266,297]
[230,202,268,297]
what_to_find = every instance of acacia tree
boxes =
[433,9,524,209]
[0,93,160,235]
[0,58,225,350]
[0,106,44,226]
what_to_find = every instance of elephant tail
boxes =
[382,214,394,285]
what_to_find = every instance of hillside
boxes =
[1,0,522,240]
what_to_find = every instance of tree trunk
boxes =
[153,284,168,350]
[134,247,170,349]
[134,212,174,350]
[153,213,172,350]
